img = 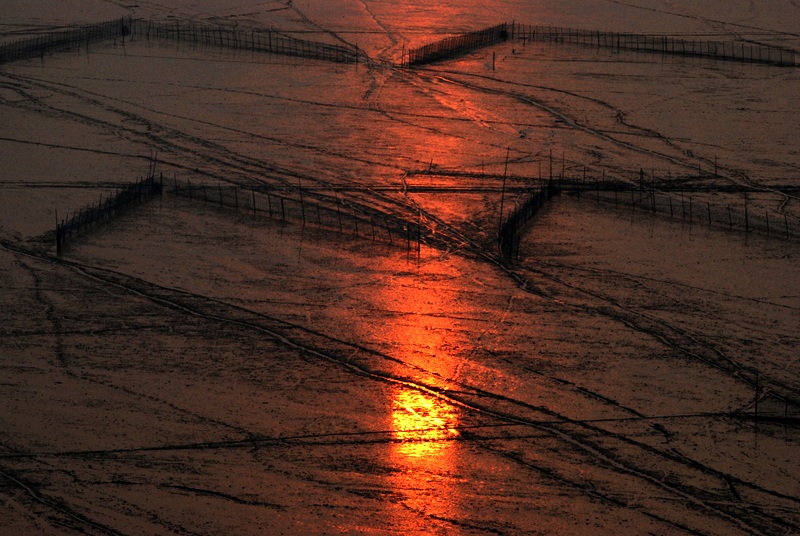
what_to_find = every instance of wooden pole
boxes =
[754,370,759,419]
[744,193,749,231]
[298,179,305,226]
[417,210,421,257]
[55,208,60,253]
[498,148,510,247]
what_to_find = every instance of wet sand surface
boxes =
[1,1,799,534]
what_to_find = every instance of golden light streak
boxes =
[391,386,459,458]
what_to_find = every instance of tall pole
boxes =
[498,147,510,248]
[754,370,760,419]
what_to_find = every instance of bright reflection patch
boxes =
[392,387,459,458]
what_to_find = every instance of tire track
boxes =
[4,9,795,535]
[4,65,795,403]
[0,467,123,536]
[606,0,800,40]
[428,69,756,186]
[9,252,260,442]
[413,65,797,217]
[3,237,797,535]
[284,0,358,50]
[2,71,435,234]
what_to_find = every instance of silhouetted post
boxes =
[417,210,422,257]
[601,169,605,198]
[744,194,749,231]
[498,148,510,249]
[754,370,760,419]
[55,208,60,253]
[298,180,305,226]
[596,175,601,205]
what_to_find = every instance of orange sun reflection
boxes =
[374,257,465,461]
[356,234,478,527]
[379,261,467,528]
[391,386,460,459]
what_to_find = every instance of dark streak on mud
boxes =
[2,236,797,535]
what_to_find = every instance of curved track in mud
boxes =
[2,2,798,534]
[2,231,798,535]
